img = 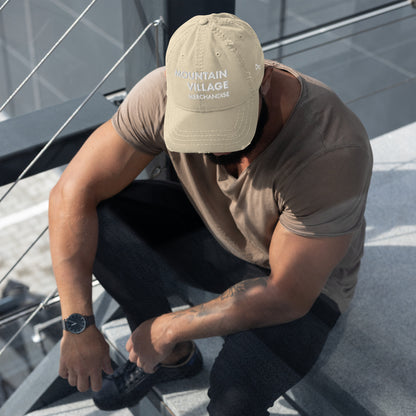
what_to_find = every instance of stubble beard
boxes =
[207,95,269,166]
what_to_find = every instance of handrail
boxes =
[0,18,164,205]
[262,0,413,53]
[0,0,98,114]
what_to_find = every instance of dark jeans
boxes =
[93,180,340,416]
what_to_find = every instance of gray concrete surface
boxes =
[0,169,59,298]
[286,121,416,416]
[26,393,137,416]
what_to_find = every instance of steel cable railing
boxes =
[276,13,416,64]
[0,0,11,12]
[0,0,98,115]
[262,0,413,53]
[0,18,164,204]
[0,287,57,356]
[0,226,48,287]
[0,18,165,357]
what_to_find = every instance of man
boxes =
[49,13,372,416]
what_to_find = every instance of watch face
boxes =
[65,313,87,334]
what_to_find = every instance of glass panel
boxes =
[236,0,416,138]
[236,0,404,42]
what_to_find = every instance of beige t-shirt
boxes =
[112,61,373,313]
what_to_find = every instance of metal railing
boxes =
[0,0,98,115]
[0,15,166,358]
[262,0,413,53]
[0,0,11,13]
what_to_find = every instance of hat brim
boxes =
[164,92,259,154]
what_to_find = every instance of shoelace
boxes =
[111,345,197,392]
[113,360,147,392]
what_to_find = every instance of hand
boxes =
[59,326,113,392]
[126,315,175,374]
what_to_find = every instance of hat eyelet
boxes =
[216,51,221,57]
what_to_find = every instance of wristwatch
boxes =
[62,313,95,334]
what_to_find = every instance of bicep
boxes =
[57,119,155,204]
[268,222,351,314]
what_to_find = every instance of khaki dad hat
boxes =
[164,13,264,154]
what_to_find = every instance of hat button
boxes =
[199,17,209,25]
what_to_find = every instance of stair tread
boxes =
[102,317,300,416]
[26,391,133,416]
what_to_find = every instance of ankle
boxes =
[161,341,193,365]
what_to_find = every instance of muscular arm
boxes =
[50,120,154,316]
[49,120,154,390]
[127,222,351,372]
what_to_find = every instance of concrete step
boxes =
[102,317,300,416]
[26,392,132,416]
[25,390,158,416]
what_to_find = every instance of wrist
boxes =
[161,313,180,345]
[62,313,95,334]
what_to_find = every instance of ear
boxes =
[260,66,273,95]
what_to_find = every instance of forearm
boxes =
[49,186,98,317]
[165,277,303,344]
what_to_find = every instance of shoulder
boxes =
[112,67,167,154]
[127,66,167,105]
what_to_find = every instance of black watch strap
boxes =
[83,315,95,327]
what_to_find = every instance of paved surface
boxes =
[0,169,60,298]
[285,121,416,416]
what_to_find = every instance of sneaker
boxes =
[92,342,203,410]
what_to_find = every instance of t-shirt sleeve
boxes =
[279,145,373,237]
[112,67,167,155]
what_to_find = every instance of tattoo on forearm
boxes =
[171,277,268,323]
[220,277,268,301]
[171,303,211,322]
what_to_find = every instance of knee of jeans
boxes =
[207,383,270,416]
[206,333,289,416]
[96,198,130,240]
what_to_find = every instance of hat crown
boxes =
[164,13,264,154]
[166,13,264,112]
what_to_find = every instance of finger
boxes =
[90,372,103,392]
[59,365,68,380]
[125,336,132,352]
[102,357,114,375]
[128,350,138,364]
[67,371,77,387]
[139,360,156,374]
[77,374,90,393]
